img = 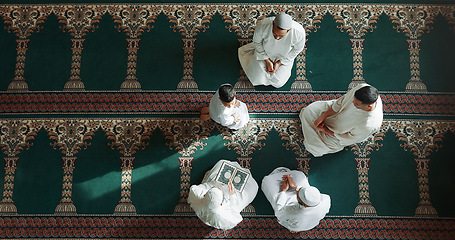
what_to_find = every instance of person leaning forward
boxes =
[261,167,331,232]
[187,160,259,230]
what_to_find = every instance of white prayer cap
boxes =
[298,186,321,207]
[203,187,223,210]
[273,13,293,30]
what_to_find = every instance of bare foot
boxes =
[200,113,211,121]
[200,106,209,114]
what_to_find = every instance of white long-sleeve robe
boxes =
[299,83,383,157]
[187,160,259,230]
[261,168,331,232]
[238,17,306,88]
[209,90,249,130]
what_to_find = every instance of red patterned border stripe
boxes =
[0,92,454,116]
[0,216,454,239]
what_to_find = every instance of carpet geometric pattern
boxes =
[0,2,454,239]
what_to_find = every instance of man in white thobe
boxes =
[238,13,306,88]
[300,83,383,157]
[261,167,331,232]
[200,84,249,130]
[187,160,259,230]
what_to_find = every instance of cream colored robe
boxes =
[261,168,331,232]
[209,90,250,130]
[238,17,306,88]
[187,160,259,230]
[299,83,383,157]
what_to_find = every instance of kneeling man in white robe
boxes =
[300,83,383,157]
[187,160,259,230]
[238,13,306,88]
[201,84,249,130]
[261,167,331,232]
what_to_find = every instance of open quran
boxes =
[215,161,250,192]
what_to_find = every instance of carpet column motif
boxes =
[220,120,274,215]
[327,5,382,90]
[55,156,77,214]
[159,120,214,214]
[53,5,106,91]
[115,156,136,214]
[174,156,194,214]
[64,39,86,91]
[349,38,366,90]
[107,4,160,91]
[8,39,30,92]
[0,120,40,214]
[100,120,155,214]
[237,157,252,170]
[234,39,254,91]
[350,128,386,216]
[383,5,435,92]
[406,39,427,92]
[178,38,198,91]
[236,156,256,215]
[354,157,377,216]
[0,157,19,214]
[296,158,311,176]
[275,120,311,175]
[121,38,142,91]
[44,119,99,215]
[389,120,447,217]
[291,39,312,91]
[4,5,51,91]
[162,4,216,90]
[286,4,327,91]
[414,158,437,217]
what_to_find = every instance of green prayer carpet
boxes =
[0,1,454,239]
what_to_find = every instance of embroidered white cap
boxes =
[203,187,223,210]
[273,13,293,30]
[298,186,321,207]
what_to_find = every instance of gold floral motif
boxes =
[162,4,217,38]
[328,4,382,38]
[159,119,215,157]
[44,119,99,156]
[220,119,273,158]
[100,119,156,156]
[54,5,106,38]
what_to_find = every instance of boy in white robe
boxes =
[200,84,249,130]
[187,159,259,230]
[299,83,383,157]
[261,167,331,232]
[238,13,306,88]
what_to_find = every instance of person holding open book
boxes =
[187,160,258,230]
[261,167,331,232]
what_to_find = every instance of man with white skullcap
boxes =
[238,13,306,88]
[188,160,259,230]
[261,167,331,232]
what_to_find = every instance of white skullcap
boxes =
[298,186,321,207]
[203,187,223,210]
[273,13,293,30]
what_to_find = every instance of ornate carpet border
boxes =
[1,92,454,116]
[0,215,454,239]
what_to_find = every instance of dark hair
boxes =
[354,85,379,105]
[218,84,235,103]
